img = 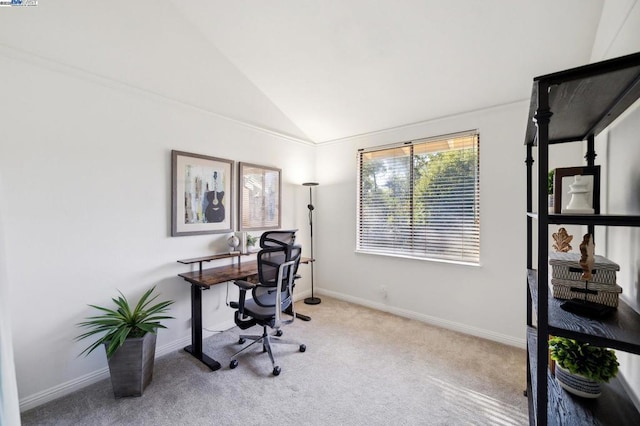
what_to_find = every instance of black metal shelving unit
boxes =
[525,51,640,426]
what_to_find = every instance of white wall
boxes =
[591,0,640,408]
[0,176,21,426]
[314,102,529,345]
[0,9,315,410]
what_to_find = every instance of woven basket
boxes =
[549,252,619,285]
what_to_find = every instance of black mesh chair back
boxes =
[253,245,302,309]
[259,229,298,249]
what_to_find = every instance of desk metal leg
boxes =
[184,284,221,371]
[284,305,311,321]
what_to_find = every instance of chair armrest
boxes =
[234,279,257,290]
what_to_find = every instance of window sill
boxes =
[354,249,481,267]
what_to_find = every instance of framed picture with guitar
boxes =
[171,150,234,236]
[239,162,281,231]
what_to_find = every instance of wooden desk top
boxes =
[179,262,259,288]
[178,257,313,289]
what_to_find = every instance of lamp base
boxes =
[304,296,322,305]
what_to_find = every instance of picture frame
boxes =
[171,150,234,236]
[239,162,281,231]
[554,166,600,214]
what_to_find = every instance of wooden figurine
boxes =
[552,227,573,252]
[579,233,595,281]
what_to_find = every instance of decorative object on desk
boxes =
[303,182,321,305]
[552,227,573,252]
[171,150,234,236]
[246,233,258,250]
[549,337,619,399]
[227,234,240,252]
[548,169,555,213]
[237,232,259,254]
[239,162,281,231]
[554,166,600,214]
[75,286,174,397]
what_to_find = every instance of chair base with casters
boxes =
[229,252,306,376]
[229,324,306,376]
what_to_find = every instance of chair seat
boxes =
[243,295,291,322]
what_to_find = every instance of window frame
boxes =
[356,130,480,265]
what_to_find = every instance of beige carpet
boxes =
[21,297,528,425]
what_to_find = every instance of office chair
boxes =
[229,241,306,376]
[258,229,311,321]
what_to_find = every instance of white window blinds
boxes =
[357,131,480,263]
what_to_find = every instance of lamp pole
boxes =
[303,182,321,305]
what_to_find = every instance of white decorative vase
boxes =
[555,364,602,398]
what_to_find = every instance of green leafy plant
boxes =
[549,337,619,382]
[76,286,174,359]
[548,169,555,195]
[246,234,258,247]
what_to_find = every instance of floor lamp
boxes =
[303,182,321,305]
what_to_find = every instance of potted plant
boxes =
[246,233,258,250]
[76,286,174,397]
[549,336,619,398]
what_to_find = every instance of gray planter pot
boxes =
[106,332,156,398]
[555,364,602,398]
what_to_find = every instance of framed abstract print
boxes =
[171,150,234,236]
[239,162,281,231]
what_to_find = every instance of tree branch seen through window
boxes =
[357,131,480,263]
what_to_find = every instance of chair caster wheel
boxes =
[275,329,283,337]
[299,344,306,352]
[273,366,281,376]
[238,338,246,344]
[230,360,238,369]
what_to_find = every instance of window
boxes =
[357,131,480,264]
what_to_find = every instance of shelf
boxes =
[525,52,640,425]
[524,52,640,146]
[527,328,640,425]
[526,213,640,227]
[528,270,640,355]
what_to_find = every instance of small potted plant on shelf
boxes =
[549,336,619,398]
[75,286,174,398]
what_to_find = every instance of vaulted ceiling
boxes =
[171,0,604,143]
[0,1,604,144]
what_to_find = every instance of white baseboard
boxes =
[19,319,237,413]
[19,365,111,412]
[316,288,526,349]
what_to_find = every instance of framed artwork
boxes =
[239,162,281,231]
[554,166,600,214]
[171,150,234,236]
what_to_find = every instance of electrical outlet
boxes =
[380,285,388,299]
